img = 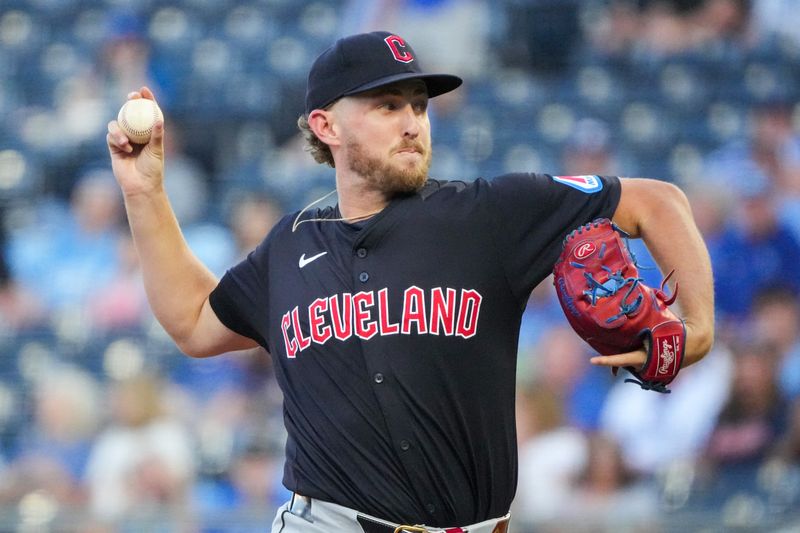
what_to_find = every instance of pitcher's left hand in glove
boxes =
[553,218,686,393]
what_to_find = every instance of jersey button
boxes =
[400,440,410,451]
[356,247,367,258]
[359,271,369,283]
[426,503,436,514]
[373,373,384,384]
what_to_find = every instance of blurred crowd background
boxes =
[1,0,800,531]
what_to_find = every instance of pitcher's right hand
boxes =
[107,86,165,197]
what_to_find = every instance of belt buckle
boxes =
[393,527,429,533]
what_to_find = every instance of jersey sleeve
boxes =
[208,242,270,349]
[486,173,621,301]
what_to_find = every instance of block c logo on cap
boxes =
[384,35,414,63]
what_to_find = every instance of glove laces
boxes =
[569,263,644,321]
[566,219,647,322]
[623,376,671,393]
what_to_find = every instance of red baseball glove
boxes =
[553,218,685,393]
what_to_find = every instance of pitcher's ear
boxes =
[307,109,340,147]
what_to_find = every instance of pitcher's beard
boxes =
[346,138,431,195]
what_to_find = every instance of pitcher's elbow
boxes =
[176,338,216,358]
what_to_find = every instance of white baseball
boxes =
[117,98,164,144]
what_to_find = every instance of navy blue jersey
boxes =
[209,173,621,525]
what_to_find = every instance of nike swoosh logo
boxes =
[299,251,328,268]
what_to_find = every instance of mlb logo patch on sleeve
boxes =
[553,175,603,193]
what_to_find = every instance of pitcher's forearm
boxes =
[614,179,715,367]
[124,187,219,345]
[636,185,714,366]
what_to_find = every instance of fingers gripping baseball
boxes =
[107,86,165,196]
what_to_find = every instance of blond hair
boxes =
[297,114,335,168]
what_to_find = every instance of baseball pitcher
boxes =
[107,31,714,533]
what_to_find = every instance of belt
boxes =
[356,512,511,533]
[289,493,510,533]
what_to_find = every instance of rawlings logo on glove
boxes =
[553,218,686,393]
